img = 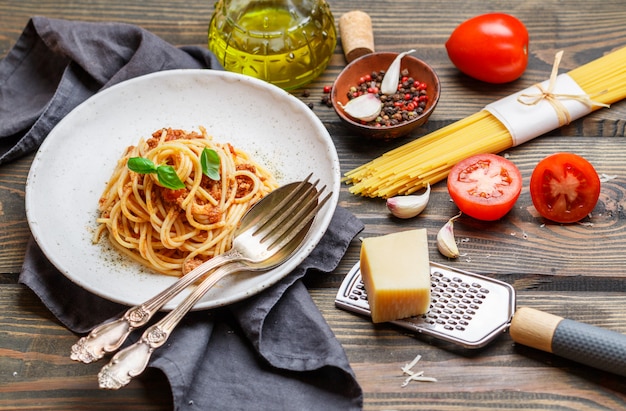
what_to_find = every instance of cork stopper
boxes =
[339,11,375,62]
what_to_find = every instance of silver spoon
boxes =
[71,174,329,364]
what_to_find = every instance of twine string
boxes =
[517,50,610,126]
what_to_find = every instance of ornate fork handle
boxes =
[98,262,244,389]
[70,250,242,363]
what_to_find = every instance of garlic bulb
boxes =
[381,49,416,95]
[386,184,430,219]
[338,93,382,122]
[437,212,462,258]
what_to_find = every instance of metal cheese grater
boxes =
[335,261,516,349]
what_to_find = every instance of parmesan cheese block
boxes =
[360,229,431,323]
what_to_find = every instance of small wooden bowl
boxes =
[331,52,441,139]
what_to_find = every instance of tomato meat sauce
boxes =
[447,153,522,221]
[530,152,601,223]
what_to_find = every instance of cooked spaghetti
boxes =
[93,127,278,277]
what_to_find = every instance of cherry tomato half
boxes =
[445,13,529,83]
[447,153,522,221]
[530,153,601,223]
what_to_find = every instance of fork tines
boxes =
[255,173,331,251]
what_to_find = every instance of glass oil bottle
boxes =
[208,0,336,90]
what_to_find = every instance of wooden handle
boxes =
[510,307,626,377]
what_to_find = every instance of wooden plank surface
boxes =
[1,0,626,409]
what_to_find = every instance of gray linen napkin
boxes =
[0,16,220,165]
[3,16,364,410]
[20,206,364,410]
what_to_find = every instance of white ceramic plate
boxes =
[25,69,339,310]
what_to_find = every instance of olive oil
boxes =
[208,0,336,90]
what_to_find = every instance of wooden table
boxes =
[2,1,626,409]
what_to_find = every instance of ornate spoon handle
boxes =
[70,252,240,363]
[98,262,243,389]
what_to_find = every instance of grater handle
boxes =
[510,307,626,377]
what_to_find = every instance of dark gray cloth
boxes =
[4,16,364,410]
[0,16,220,165]
[20,207,364,410]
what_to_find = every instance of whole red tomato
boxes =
[445,13,529,83]
[447,153,522,221]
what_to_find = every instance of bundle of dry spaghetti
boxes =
[344,46,626,198]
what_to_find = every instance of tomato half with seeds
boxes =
[447,153,522,221]
[530,153,601,223]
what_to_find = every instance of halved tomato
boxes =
[530,153,601,223]
[447,153,522,221]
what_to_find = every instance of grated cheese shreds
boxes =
[402,354,422,373]
[400,354,437,387]
[600,173,617,183]
[401,370,438,387]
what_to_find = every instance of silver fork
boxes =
[97,177,330,389]
[71,174,329,364]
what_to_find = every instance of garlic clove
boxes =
[338,93,382,122]
[437,212,462,258]
[381,49,417,95]
[386,184,430,219]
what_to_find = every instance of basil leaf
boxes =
[128,157,157,174]
[128,157,185,189]
[156,165,186,189]
[201,148,221,180]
